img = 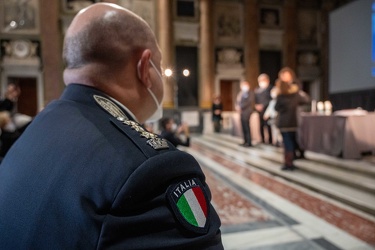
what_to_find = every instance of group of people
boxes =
[0,83,32,159]
[212,67,310,171]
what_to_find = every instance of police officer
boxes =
[0,3,223,249]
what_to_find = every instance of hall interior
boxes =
[2,0,374,114]
[0,0,374,249]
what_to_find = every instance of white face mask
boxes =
[171,123,178,132]
[241,86,249,92]
[258,81,269,89]
[146,60,163,122]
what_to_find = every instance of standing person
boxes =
[160,117,190,147]
[278,67,306,159]
[212,94,223,133]
[275,68,310,171]
[255,73,273,144]
[0,83,21,112]
[0,3,223,249]
[0,82,32,131]
[236,80,254,147]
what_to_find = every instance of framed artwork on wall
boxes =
[215,2,243,46]
[62,0,98,14]
[0,0,40,35]
[259,6,282,29]
[297,10,319,46]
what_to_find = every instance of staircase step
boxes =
[210,133,375,178]
[200,134,375,193]
[189,134,375,216]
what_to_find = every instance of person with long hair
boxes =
[275,67,310,170]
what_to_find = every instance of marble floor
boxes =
[180,133,375,250]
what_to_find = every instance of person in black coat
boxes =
[275,67,310,170]
[211,95,223,133]
[0,3,223,249]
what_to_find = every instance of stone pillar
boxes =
[243,0,259,90]
[157,0,175,109]
[282,0,297,69]
[40,0,64,104]
[321,1,335,101]
[199,0,214,109]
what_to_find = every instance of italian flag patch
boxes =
[167,178,209,234]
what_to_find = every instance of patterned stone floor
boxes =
[181,137,375,250]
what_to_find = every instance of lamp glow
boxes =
[164,68,173,77]
[182,69,190,77]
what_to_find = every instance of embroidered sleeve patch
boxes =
[167,178,210,234]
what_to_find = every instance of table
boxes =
[298,112,375,159]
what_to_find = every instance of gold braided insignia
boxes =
[94,95,168,150]
[94,95,127,120]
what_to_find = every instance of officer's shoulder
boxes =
[93,94,172,158]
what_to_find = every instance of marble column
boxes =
[320,1,335,101]
[40,0,64,104]
[198,0,215,109]
[157,0,175,108]
[282,0,297,69]
[243,0,260,90]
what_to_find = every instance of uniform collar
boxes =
[108,96,138,122]
[61,84,138,122]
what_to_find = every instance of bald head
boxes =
[63,3,156,73]
[62,3,164,124]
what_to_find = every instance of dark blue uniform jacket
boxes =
[0,84,223,249]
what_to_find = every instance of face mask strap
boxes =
[149,60,163,80]
[147,88,160,109]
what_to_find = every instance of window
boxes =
[176,0,196,18]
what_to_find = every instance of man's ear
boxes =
[137,49,152,88]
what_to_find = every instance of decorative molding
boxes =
[1,40,40,66]
[298,51,319,66]
[174,22,199,43]
[259,29,283,49]
[216,48,242,65]
[215,48,244,76]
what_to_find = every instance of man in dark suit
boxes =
[236,80,254,147]
[0,3,223,249]
[255,73,273,144]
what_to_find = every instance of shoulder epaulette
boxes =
[93,95,169,154]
